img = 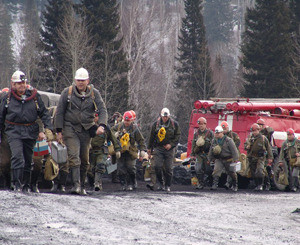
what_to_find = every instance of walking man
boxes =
[55,68,107,194]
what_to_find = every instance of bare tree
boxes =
[119,0,184,132]
[56,5,96,86]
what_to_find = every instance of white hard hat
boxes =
[215,126,223,133]
[75,67,89,80]
[161,108,170,117]
[11,70,27,83]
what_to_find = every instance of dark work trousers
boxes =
[8,137,36,171]
[154,146,175,187]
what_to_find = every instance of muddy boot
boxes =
[196,174,204,189]
[59,171,68,193]
[211,176,219,190]
[129,173,137,190]
[291,177,298,192]
[30,170,40,193]
[264,176,271,191]
[80,170,87,195]
[94,172,103,191]
[111,170,119,183]
[12,168,23,192]
[224,175,232,190]
[255,178,263,191]
[70,167,81,194]
[119,175,127,191]
[22,170,31,193]
[231,178,238,192]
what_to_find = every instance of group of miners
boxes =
[0,68,181,194]
[190,117,299,192]
[0,68,299,194]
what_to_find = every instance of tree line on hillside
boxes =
[0,0,299,142]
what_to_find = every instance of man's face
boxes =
[12,81,26,95]
[198,122,206,131]
[215,132,223,139]
[287,133,295,141]
[252,129,260,136]
[75,79,89,93]
[162,116,169,123]
[124,120,132,127]
[222,126,229,133]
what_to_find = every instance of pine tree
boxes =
[204,0,233,44]
[175,0,213,141]
[0,1,15,87]
[80,0,129,115]
[241,0,296,98]
[38,0,71,92]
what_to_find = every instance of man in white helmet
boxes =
[208,126,239,191]
[55,67,108,195]
[147,108,181,192]
[0,71,53,192]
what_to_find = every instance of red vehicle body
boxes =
[187,98,300,156]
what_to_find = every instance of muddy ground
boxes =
[0,180,299,245]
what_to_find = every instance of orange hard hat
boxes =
[1,87,9,92]
[123,110,136,121]
[220,121,229,129]
[257,118,265,125]
[197,117,207,124]
[129,110,136,121]
[251,123,260,131]
[287,128,295,135]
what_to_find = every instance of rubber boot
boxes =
[211,176,219,190]
[22,170,31,193]
[30,170,40,193]
[231,178,238,192]
[255,178,263,191]
[224,175,232,190]
[94,172,103,191]
[12,168,23,192]
[129,173,137,190]
[70,167,81,194]
[291,177,298,192]
[264,175,271,191]
[195,173,204,189]
[119,174,127,191]
[146,170,156,190]
[59,171,68,192]
[111,170,119,183]
[80,170,87,195]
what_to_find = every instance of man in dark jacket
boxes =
[0,71,53,192]
[147,108,181,192]
[55,68,108,195]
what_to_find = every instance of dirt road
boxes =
[0,183,299,245]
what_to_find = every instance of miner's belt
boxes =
[5,120,36,126]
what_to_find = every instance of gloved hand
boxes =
[140,150,146,158]
[116,151,121,159]
[45,128,54,141]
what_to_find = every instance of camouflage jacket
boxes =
[260,126,274,143]
[91,125,121,152]
[246,133,273,159]
[279,138,300,163]
[112,122,146,151]
[208,135,239,162]
[191,128,214,156]
[224,130,240,148]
